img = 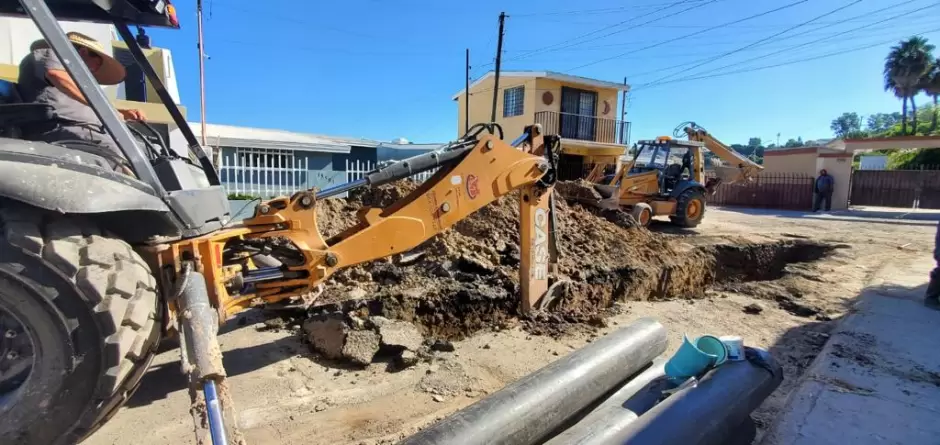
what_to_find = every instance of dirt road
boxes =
[85,206,938,445]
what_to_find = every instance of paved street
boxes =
[761,255,940,445]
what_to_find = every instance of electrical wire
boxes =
[629,26,940,92]
[644,0,863,86]
[510,0,714,18]
[483,0,718,68]
[638,0,940,90]
[565,0,812,72]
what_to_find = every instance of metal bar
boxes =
[203,380,229,445]
[316,178,368,200]
[18,0,165,192]
[399,318,668,445]
[113,21,221,186]
[511,132,529,147]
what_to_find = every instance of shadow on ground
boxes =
[756,278,932,443]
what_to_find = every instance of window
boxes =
[503,86,525,118]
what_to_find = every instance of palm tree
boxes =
[924,59,940,133]
[884,36,935,135]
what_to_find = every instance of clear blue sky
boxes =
[148,0,940,146]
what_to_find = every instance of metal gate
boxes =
[850,168,940,209]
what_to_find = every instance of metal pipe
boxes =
[178,269,224,379]
[203,380,228,445]
[315,178,368,200]
[604,348,783,445]
[543,359,668,445]
[399,318,668,445]
[241,267,285,283]
[511,133,529,147]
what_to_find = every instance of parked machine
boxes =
[572,122,764,227]
[0,2,569,444]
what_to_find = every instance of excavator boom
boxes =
[680,122,764,186]
[156,124,561,330]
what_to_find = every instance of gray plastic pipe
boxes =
[606,349,783,445]
[543,359,669,445]
[399,317,668,445]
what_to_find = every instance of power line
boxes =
[630,26,940,92]
[638,0,938,90]
[488,0,718,67]
[645,0,863,86]
[509,0,713,18]
[566,0,811,72]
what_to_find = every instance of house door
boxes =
[560,87,597,140]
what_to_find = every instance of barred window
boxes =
[503,86,525,117]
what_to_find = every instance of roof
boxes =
[189,122,352,154]
[451,70,629,100]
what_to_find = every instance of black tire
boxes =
[0,203,161,445]
[670,188,706,228]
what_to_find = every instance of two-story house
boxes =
[453,70,630,179]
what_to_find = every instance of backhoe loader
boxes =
[0,2,563,444]
[572,122,763,228]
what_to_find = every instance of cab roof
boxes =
[0,0,179,28]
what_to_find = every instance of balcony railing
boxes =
[534,111,631,146]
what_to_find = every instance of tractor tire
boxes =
[670,189,706,228]
[0,202,161,445]
[630,203,653,228]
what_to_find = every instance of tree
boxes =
[830,112,862,137]
[747,137,762,150]
[866,112,903,133]
[784,137,804,148]
[884,36,935,135]
[924,58,940,132]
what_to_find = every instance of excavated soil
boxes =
[304,180,835,341]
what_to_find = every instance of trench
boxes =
[308,240,836,340]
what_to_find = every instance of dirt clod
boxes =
[343,330,381,366]
[743,303,764,314]
[377,319,424,352]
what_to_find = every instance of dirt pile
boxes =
[301,179,835,348]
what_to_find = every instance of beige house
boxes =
[453,71,629,179]
[763,146,854,210]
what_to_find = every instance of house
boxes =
[178,124,441,198]
[762,145,853,210]
[453,71,630,179]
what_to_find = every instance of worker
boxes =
[812,169,834,212]
[17,32,147,171]
[927,222,940,307]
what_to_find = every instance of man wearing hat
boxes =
[17,31,147,171]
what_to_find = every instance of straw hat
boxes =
[30,32,126,85]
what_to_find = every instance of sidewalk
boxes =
[761,259,940,445]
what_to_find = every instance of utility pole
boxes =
[620,76,628,145]
[490,12,506,125]
[196,0,208,147]
[465,48,470,134]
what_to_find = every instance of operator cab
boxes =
[628,137,702,196]
[0,0,230,238]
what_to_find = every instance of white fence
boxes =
[345,159,437,184]
[220,147,309,197]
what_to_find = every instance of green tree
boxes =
[884,36,935,135]
[924,58,940,132]
[830,112,862,137]
[784,137,804,148]
[866,112,903,133]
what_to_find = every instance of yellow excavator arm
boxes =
[680,122,763,185]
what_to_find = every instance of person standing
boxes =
[927,221,940,306]
[813,169,834,212]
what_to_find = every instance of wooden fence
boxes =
[705,172,815,211]
[850,167,940,209]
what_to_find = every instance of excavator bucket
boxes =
[713,165,748,184]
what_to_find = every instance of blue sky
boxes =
[149,0,940,146]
